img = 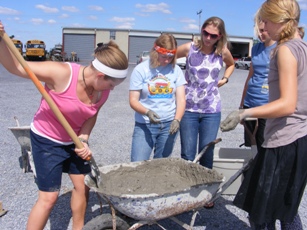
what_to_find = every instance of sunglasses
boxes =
[202,30,220,39]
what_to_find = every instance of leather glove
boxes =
[169,119,180,134]
[146,110,161,124]
[220,110,244,132]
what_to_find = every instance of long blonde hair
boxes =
[259,0,300,45]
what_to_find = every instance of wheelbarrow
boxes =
[83,138,257,230]
[8,116,35,175]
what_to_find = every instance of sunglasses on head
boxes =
[202,30,220,39]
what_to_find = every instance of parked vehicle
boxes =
[176,57,186,69]
[136,51,150,64]
[235,57,251,70]
[231,53,242,61]
[24,40,46,61]
[12,39,23,55]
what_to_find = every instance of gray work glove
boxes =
[220,110,244,132]
[169,119,180,134]
[146,110,161,124]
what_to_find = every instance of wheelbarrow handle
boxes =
[193,138,222,164]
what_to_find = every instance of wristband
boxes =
[222,77,229,83]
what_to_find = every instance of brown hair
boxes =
[92,40,128,74]
[196,16,229,55]
[149,33,178,68]
[259,0,300,45]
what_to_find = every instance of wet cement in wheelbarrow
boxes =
[97,158,224,196]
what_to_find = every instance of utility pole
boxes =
[197,9,202,32]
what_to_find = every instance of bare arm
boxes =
[0,41,71,91]
[0,24,71,92]
[129,90,148,114]
[242,45,297,119]
[78,112,99,141]
[239,64,254,108]
[176,42,191,58]
[174,85,186,121]
[218,46,235,87]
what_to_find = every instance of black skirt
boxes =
[233,134,307,225]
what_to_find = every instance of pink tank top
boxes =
[32,63,110,142]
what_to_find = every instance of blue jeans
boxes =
[180,111,221,168]
[131,121,178,162]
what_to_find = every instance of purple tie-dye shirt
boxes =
[184,42,223,113]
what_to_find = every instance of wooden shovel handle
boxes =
[1,33,84,150]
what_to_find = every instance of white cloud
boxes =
[0,6,19,15]
[35,5,59,13]
[89,15,98,20]
[183,24,199,31]
[48,19,56,24]
[110,17,135,23]
[60,14,69,18]
[117,22,135,29]
[88,5,104,11]
[31,18,44,25]
[135,3,171,14]
[62,6,79,13]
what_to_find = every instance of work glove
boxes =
[146,110,161,124]
[220,110,244,132]
[169,119,180,134]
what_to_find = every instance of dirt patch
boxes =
[96,158,223,196]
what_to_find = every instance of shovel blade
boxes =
[87,156,101,188]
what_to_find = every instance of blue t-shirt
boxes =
[244,42,276,107]
[130,60,186,123]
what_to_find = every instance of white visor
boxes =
[92,58,128,79]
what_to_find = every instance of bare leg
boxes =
[69,174,90,230]
[26,191,59,230]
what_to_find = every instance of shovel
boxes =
[1,32,101,187]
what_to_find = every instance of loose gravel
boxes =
[0,63,306,230]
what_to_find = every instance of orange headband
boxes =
[154,44,176,56]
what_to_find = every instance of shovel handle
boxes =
[1,33,85,152]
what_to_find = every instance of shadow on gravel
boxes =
[49,191,72,230]
[48,190,104,230]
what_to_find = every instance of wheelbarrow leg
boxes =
[0,201,8,217]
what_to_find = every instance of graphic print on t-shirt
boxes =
[148,74,173,98]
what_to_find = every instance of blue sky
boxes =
[1,0,307,50]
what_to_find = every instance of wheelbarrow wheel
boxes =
[83,213,130,230]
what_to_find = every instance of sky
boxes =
[1,0,307,50]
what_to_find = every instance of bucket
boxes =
[213,147,253,195]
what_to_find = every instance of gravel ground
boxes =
[0,63,306,230]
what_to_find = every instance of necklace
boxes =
[82,66,94,99]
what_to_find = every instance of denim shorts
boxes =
[30,130,91,192]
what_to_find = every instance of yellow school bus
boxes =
[25,40,46,61]
[12,39,23,55]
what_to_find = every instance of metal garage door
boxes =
[63,34,95,62]
[129,36,156,64]
[129,36,192,64]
